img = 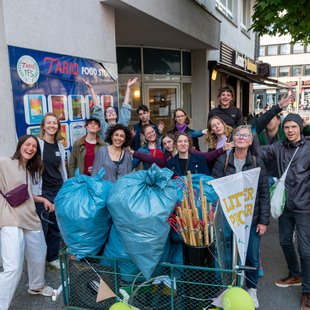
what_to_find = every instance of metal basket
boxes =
[59,248,239,310]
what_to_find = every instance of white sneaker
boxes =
[46,259,60,269]
[28,284,54,296]
[248,288,259,308]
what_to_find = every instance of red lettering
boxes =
[44,57,58,74]
[55,60,62,74]
[72,63,79,76]
[63,62,69,75]
[69,62,72,74]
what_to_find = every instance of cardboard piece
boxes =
[211,288,228,307]
[96,279,116,303]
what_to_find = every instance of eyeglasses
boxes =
[175,115,186,119]
[106,109,116,114]
[234,133,250,139]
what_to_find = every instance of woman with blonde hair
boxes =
[32,112,67,270]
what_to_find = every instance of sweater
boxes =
[0,158,42,230]
[208,105,243,129]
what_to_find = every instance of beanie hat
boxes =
[282,113,303,132]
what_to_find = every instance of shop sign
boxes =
[235,52,245,68]
[246,59,257,73]
[286,81,298,86]
[302,80,310,86]
[8,46,117,159]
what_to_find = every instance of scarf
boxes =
[175,123,187,132]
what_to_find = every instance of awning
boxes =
[208,61,290,89]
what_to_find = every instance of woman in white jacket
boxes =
[32,112,67,269]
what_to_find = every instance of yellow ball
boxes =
[109,302,132,310]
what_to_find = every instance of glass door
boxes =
[144,83,180,132]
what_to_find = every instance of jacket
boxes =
[68,135,106,178]
[212,150,270,226]
[132,121,160,151]
[132,138,164,170]
[253,134,310,213]
[92,102,131,142]
[166,153,210,178]
[208,105,243,129]
[167,126,200,151]
[32,138,67,196]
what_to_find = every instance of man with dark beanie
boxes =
[252,113,310,310]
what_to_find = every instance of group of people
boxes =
[1,77,310,310]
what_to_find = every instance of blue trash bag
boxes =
[173,174,218,219]
[54,168,113,260]
[107,164,177,280]
[102,225,171,283]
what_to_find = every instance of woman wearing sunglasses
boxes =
[91,124,132,183]
[167,132,210,177]
[81,77,138,142]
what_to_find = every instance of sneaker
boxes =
[46,259,60,269]
[259,260,264,277]
[247,288,259,308]
[275,275,301,287]
[302,293,310,310]
[28,284,54,296]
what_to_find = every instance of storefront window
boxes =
[307,45,310,53]
[305,65,310,76]
[255,94,263,110]
[303,89,310,111]
[116,47,141,74]
[293,43,303,54]
[267,45,277,56]
[279,66,289,77]
[280,44,290,55]
[293,65,302,76]
[182,51,191,76]
[143,48,181,75]
[266,94,276,107]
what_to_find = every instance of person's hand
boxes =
[130,127,136,138]
[223,138,234,151]
[44,198,55,212]
[124,146,134,155]
[127,77,138,88]
[279,93,295,109]
[88,166,92,174]
[80,77,93,90]
[256,224,267,236]
[202,129,208,135]
[158,121,165,134]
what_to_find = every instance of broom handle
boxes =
[187,171,196,212]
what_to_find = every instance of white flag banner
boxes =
[210,168,260,265]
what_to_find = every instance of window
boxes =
[182,51,191,76]
[259,46,265,56]
[116,47,141,74]
[241,0,248,31]
[280,44,290,55]
[279,66,289,77]
[305,65,310,76]
[267,45,277,56]
[306,45,310,53]
[293,65,302,76]
[215,0,233,21]
[293,43,303,54]
[270,67,276,77]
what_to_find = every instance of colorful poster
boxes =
[85,95,100,118]
[101,95,114,109]
[210,168,260,265]
[23,95,47,124]
[8,46,118,153]
[60,123,69,149]
[26,126,41,137]
[70,121,86,146]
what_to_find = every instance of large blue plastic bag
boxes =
[173,174,217,218]
[54,168,113,260]
[107,164,177,280]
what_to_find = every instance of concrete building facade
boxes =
[0,0,258,156]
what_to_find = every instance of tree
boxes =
[250,0,310,44]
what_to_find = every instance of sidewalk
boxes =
[6,218,302,309]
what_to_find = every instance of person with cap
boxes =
[81,77,138,142]
[252,113,310,310]
[69,116,106,178]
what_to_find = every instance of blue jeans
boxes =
[35,186,61,262]
[279,208,310,293]
[245,225,261,288]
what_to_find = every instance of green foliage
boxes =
[250,0,310,44]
